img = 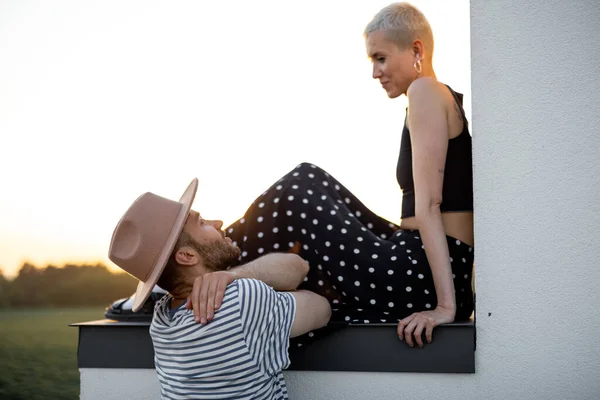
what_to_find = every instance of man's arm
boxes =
[188,252,309,323]
[289,290,332,338]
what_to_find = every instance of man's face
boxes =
[182,210,241,271]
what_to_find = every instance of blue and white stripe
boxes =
[150,278,296,400]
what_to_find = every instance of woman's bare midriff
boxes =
[399,212,474,247]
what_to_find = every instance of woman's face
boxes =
[366,30,416,98]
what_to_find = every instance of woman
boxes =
[226,2,474,348]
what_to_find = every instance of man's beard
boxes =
[194,239,241,272]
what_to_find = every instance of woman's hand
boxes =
[186,271,237,324]
[397,305,455,347]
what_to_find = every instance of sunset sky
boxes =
[0,0,470,278]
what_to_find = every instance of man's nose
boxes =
[209,220,224,230]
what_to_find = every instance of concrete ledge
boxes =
[71,319,475,373]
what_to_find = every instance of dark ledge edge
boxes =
[71,319,475,373]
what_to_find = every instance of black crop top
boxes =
[396,85,474,219]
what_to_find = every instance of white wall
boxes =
[81,0,600,399]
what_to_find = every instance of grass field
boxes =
[0,308,105,400]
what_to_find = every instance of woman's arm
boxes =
[397,78,456,347]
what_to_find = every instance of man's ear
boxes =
[174,246,199,266]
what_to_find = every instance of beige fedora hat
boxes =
[108,178,198,312]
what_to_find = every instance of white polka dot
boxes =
[361,227,367,232]
[426,303,432,309]
[337,276,344,282]
[272,227,278,233]
[425,289,430,294]
[400,241,405,245]
[407,270,413,276]
[462,258,467,263]
[374,242,381,247]
[353,249,360,254]
[258,248,264,254]
[317,206,323,211]
[345,197,351,204]
[453,274,456,279]
[301,213,306,219]
[308,173,315,178]
[301,228,307,234]
[330,210,336,215]
[390,256,397,261]
[322,181,329,186]
[418,274,424,279]
[339,244,345,250]
[307,189,313,195]
[354,281,360,286]
[286,210,293,216]
[327,224,333,230]
[276,185,283,190]
[292,172,299,176]
[302,199,309,204]
[456,240,461,245]
[287,196,294,202]
[243,236,247,242]
[274,198,280,203]
[406,286,412,292]
[318,280,324,286]
[240,218,245,224]
[372,254,378,259]
[297,343,303,347]
[310,233,316,240]
[288,242,294,248]
[345,316,351,321]
[354,296,360,301]
[340,261,346,266]
[412,260,418,265]
[370,299,376,305]
[388,302,394,308]
[258,232,264,238]
[341,228,347,234]
[227,228,234,234]
[370,283,376,289]
[313,219,319,225]
[369,267,375,273]
[364,320,370,323]
[355,211,362,217]
[325,241,331,247]
[450,257,454,262]
[272,212,278,218]
[287,226,294,232]
[354,265,359,270]
[406,249,412,253]
[317,264,322,270]
[387,286,393,291]
[308,332,314,338]
[342,292,347,296]
[303,276,308,282]
[407,303,413,308]
[232,241,237,247]
[344,220,351,225]
[391,245,397,250]
[242,251,248,257]
[357,237,363,242]
[321,195,327,200]
[464,274,469,279]
[273,244,279,249]
[367,223,373,229]
[387,270,394,275]
[258,202,265,208]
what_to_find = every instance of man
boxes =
[109,178,331,400]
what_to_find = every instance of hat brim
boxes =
[131,178,198,312]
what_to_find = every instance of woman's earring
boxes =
[413,58,422,74]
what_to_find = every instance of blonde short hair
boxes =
[364,2,434,58]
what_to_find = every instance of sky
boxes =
[0,0,470,278]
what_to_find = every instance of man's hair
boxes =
[364,2,434,59]
[157,231,200,293]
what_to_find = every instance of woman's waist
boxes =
[399,212,474,246]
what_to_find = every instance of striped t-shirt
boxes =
[149,278,296,400]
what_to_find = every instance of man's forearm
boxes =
[230,253,309,291]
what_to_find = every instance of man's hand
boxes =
[397,305,455,347]
[186,271,237,324]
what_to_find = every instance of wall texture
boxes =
[81,0,600,398]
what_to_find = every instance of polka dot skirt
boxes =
[226,163,474,344]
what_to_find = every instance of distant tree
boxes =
[0,262,138,308]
